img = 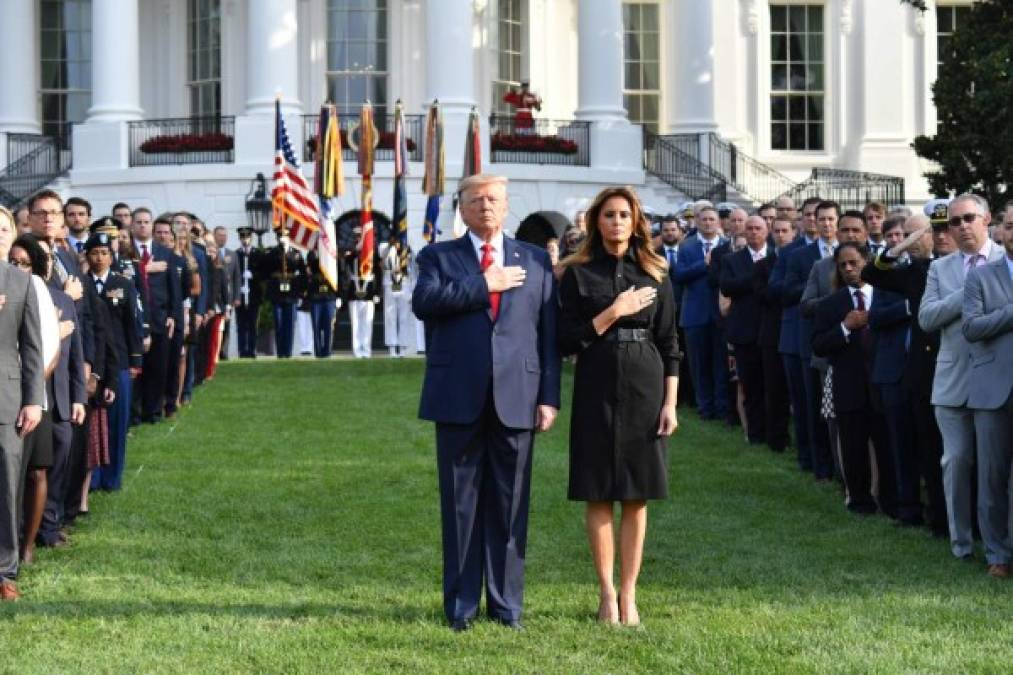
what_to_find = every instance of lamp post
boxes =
[244,172,272,248]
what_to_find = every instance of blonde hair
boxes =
[560,186,667,283]
[0,205,13,229]
[457,174,508,200]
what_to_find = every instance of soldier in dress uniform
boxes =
[262,234,306,358]
[83,231,142,492]
[305,249,339,358]
[379,242,414,358]
[234,228,264,358]
[340,225,380,359]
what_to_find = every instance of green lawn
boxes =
[4,360,1010,673]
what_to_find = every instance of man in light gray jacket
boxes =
[919,193,1004,563]
[0,259,45,601]
[962,213,1013,579]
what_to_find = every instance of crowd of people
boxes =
[0,192,240,600]
[650,193,1011,581]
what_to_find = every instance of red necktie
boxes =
[140,243,151,298]
[480,243,500,321]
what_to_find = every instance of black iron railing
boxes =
[643,130,727,203]
[0,134,73,209]
[788,168,906,211]
[489,115,591,167]
[302,113,424,163]
[665,132,797,205]
[128,116,235,166]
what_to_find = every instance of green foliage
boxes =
[3,360,1010,673]
[912,0,1013,208]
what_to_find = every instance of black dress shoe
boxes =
[449,619,473,632]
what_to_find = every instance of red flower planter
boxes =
[139,132,235,154]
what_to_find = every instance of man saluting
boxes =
[412,174,561,631]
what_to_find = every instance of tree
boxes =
[910,0,1013,208]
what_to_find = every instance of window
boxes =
[492,0,524,117]
[188,0,221,118]
[769,4,824,151]
[936,4,971,67]
[622,2,660,132]
[39,0,91,147]
[326,0,388,115]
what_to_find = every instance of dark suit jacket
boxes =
[412,234,561,429]
[140,242,182,336]
[784,243,822,360]
[86,273,143,371]
[868,290,910,387]
[770,237,806,354]
[861,255,939,398]
[47,288,86,423]
[812,286,898,413]
[719,246,772,345]
[236,247,264,307]
[655,244,682,308]
[673,235,723,328]
[755,251,781,349]
[50,247,95,367]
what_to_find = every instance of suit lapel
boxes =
[452,234,481,277]
[992,259,1013,302]
[499,237,525,320]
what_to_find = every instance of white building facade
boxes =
[0,0,972,242]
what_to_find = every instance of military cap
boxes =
[238,226,254,237]
[716,201,736,217]
[923,198,951,225]
[89,216,120,236]
[84,231,113,252]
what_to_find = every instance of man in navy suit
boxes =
[132,208,181,424]
[412,174,561,632]
[674,206,728,420]
[783,200,838,479]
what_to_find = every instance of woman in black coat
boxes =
[558,186,680,627]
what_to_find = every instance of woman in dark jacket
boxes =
[557,186,680,627]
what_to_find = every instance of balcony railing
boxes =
[643,131,727,203]
[0,134,72,209]
[302,113,424,163]
[788,168,905,211]
[489,115,590,167]
[128,116,235,167]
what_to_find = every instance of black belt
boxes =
[604,328,650,342]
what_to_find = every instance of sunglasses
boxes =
[947,213,980,228]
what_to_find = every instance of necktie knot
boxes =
[854,288,865,310]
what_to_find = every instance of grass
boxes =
[3,359,1010,673]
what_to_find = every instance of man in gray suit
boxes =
[919,193,1005,561]
[213,226,241,360]
[0,260,45,600]
[962,213,1013,579]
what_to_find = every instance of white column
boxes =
[0,0,40,135]
[246,0,302,115]
[668,0,717,133]
[574,0,626,122]
[87,0,142,121]
[424,0,476,114]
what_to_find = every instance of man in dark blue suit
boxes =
[412,174,561,632]
[783,200,838,479]
[132,208,181,424]
[673,206,728,420]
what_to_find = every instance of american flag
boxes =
[272,99,319,251]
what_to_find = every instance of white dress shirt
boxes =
[961,239,996,277]
[31,276,60,410]
[840,283,873,338]
[468,230,505,268]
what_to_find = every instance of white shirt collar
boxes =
[135,238,151,252]
[849,283,873,307]
[962,239,995,264]
[93,270,110,285]
[468,230,505,267]
[749,245,766,258]
[699,234,720,246]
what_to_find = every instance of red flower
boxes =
[490,132,579,155]
[140,132,235,154]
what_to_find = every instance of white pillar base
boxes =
[72,122,130,170]
[589,122,643,171]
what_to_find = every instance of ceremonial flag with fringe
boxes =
[272,99,319,251]
[392,101,410,276]
[357,103,377,278]
[421,100,445,244]
[314,104,344,291]
[453,106,482,238]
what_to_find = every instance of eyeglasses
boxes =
[30,209,62,218]
[947,213,980,228]
[10,258,32,269]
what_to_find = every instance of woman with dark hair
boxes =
[557,186,680,627]
[203,241,229,379]
[811,242,899,517]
